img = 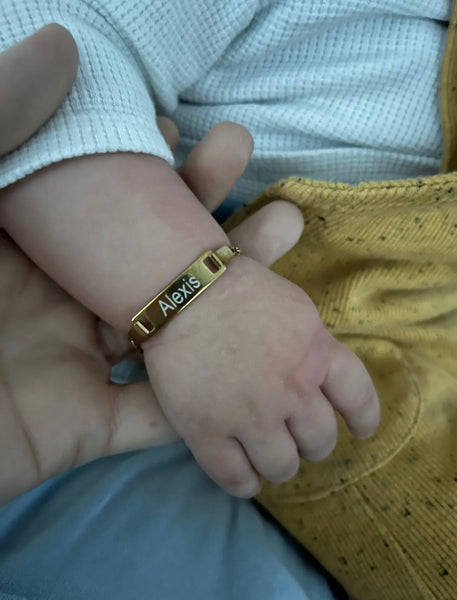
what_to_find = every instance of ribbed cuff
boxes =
[0,110,175,189]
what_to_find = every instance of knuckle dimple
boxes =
[244,401,274,433]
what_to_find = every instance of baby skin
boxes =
[0,119,380,499]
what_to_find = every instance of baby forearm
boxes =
[0,153,229,331]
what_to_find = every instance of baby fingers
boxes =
[238,424,300,484]
[0,25,78,156]
[286,389,338,462]
[322,340,381,439]
[193,437,261,499]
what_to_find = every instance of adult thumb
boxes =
[0,24,78,156]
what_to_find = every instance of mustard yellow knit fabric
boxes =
[225,6,457,600]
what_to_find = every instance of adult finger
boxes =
[156,116,179,152]
[0,24,79,156]
[179,121,254,213]
[228,201,304,266]
[321,340,381,439]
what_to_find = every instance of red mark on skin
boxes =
[119,154,217,238]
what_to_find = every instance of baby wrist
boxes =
[129,245,241,349]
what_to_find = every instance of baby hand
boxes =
[143,121,380,497]
[0,122,380,499]
[143,250,379,497]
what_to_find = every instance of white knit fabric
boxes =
[0,1,452,202]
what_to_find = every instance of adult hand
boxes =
[0,24,78,155]
[0,25,304,504]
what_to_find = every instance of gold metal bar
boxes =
[129,246,240,349]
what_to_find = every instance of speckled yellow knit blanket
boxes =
[225,5,457,600]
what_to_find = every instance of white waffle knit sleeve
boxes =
[0,1,254,189]
[0,4,174,188]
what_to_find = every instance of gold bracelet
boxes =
[128,245,241,349]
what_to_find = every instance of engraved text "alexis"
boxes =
[158,276,202,317]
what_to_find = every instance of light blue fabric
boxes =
[0,357,341,600]
[0,443,338,600]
